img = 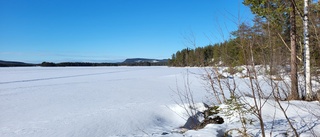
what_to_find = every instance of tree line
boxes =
[40,61,167,67]
[169,1,320,69]
[168,0,320,101]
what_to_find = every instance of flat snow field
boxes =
[2,66,320,137]
[0,66,206,137]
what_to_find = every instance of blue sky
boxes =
[0,0,253,63]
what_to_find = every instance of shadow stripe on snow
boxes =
[0,69,145,84]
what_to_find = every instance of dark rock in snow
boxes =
[182,112,202,129]
[181,108,224,130]
[227,76,234,79]
[203,102,210,108]
[210,116,224,124]
[161,132,169,135]
[197,116,224,129]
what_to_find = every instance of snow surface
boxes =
[1,66,319,137]
[0,67,207,137]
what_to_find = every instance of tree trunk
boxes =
[304,0,312,100]
[289,0,299,100]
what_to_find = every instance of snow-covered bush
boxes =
[222,96,255,137]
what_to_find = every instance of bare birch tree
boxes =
[304,0,312,100]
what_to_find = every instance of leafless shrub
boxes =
[202,67,229,104]
[171,70,198,118]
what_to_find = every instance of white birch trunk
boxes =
[304,0,312,100]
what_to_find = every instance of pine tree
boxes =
[243,0,299,100]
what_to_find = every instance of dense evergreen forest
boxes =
[168,1,320,69]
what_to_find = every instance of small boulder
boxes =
[196,116,224,129]
[161,132,169,135]
[182,112,202,129]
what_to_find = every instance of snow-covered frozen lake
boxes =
[0,66,206,137]
[2,66,320,137]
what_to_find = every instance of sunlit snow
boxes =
[1,66,319,137]
[0,67,206,137]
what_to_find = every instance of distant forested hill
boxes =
[122,58,168,66]
[0,60,36,67]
